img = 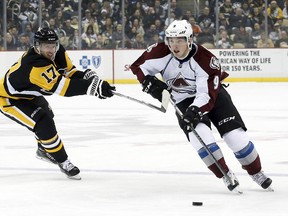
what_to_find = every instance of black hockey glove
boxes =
[83,69,97,80]
[87,75,115,99]
[142,75,169,102]
[182,106,203,130]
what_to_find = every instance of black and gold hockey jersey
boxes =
[0,44,90,100]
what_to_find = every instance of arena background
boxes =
[1,0,288,82]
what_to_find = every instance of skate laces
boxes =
[61,160,75,171]
[223,170,237,186]
[251,171,268,185]
[222,170,242,193]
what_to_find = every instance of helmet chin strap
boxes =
[34,45,40,54]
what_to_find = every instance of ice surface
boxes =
[0,83,287,216]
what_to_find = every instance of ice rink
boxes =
[0,82,287,216]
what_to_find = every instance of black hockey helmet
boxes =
[33,27,59,57]
[34,27,59,46]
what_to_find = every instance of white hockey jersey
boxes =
[130,42,229,114]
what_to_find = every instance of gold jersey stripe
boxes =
[40,134,59,145]
[57,78,70,96]
[0,98,35,129]
[45,141,63,153]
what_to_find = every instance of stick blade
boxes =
[160,90,170,113]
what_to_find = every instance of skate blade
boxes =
[232,187,243,194]
[67,174,81,180]
[228,182,243,194]
[266,186,274,192]
[230,185,243,194]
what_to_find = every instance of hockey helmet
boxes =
[34,27,59,58]
[34,27,59,45]
[165,20,193,47]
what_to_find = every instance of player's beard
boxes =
[41,50,56,61]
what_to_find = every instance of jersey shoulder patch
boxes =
[144,42,171,60]
[209,56,220,70]
[194,45,220,72]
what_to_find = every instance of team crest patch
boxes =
[92,56,101,69]
[210,56,220,70]
[146,43,157,52]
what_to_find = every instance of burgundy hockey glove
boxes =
[182,106,203,130]
[142,75,169,102]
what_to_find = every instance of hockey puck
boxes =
[192,202,203,206]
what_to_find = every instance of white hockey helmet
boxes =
[165,20,193,48]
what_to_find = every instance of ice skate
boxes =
[58,159,81,180]
[250,171,273,191]
[223,170,242,194]
[36,146,57,164]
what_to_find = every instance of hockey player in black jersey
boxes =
[0,27,115,179]
[130,20,273,192]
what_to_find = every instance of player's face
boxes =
[39,43,58,61]
[167,37,189,59]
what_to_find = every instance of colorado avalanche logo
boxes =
[146,43,157,52]
[92,56,101,69]
[210,56,220,70]
[167,72,196,94]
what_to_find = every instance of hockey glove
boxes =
[182,106,203,130]
[142,75,169,102]
[87,75,115,99]
[83,69,97,80]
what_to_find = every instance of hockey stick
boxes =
[113,90,170,113]
[169,98,235,187]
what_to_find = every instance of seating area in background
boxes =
[1,0,288,50]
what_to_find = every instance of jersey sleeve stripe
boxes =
[5,76,42,97]
[54,77,70,96]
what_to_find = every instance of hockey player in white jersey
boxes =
[130,20,273,192]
